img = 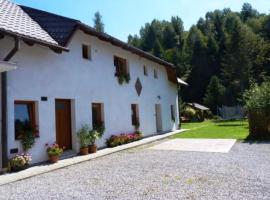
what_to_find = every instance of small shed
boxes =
[185,103,210,121]
[187,103,210,112]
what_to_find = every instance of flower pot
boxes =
[49,155,59,163]
[88,144,97,154]
[80,147,89,155]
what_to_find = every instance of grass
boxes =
[172,120,249,140]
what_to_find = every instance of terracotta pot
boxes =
[88,144,97,154]
[80,147,89,155]
[49,155,59,163]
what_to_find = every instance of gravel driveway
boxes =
[0,141,270,200]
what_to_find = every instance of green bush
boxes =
[205,110,213,119]
[77,125,90,148]
[20,124,37,152]
[244,81,270,139]
[182,107,196,119]
[8,153,32,172]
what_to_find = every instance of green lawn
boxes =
[172,120,249,140]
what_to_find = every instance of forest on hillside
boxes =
[127,3,270,113]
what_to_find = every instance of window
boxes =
[14,101,38,140]
[170,105,175,121]
[143,65,148,76]
[131,104,139,127]
[82,44,91,60]
[154,69,158,79]
[114,56,128,76]
[92,103,104,129]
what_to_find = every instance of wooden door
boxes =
[55,99,72,150]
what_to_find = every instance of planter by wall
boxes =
[49,156,59,163]
[80,147,89,155]
[88,145,97,154]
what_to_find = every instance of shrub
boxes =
[8,153,32,172]
[21,130,36,152]
[205,110,213,119]
[17,122,37,152]
[93,124,105,137]
[89,130,101,145]
[46,143,63,157]
[77,125,90,148]
[182,107,196,119]
[182,107,205,122]
[106,132,143,147]
[212,115,222,121]
[243,81,270,139]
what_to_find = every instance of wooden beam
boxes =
[50,47,62,54]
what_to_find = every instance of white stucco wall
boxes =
[0,31,179,164]
[0,75,2,170]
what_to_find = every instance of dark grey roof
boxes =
[187,103,210,111]
[20,6,78,46]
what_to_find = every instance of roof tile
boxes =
[0,0,58,45]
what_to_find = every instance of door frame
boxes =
[155,104,163,133]
[55,99,72,150]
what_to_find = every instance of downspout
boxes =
[1,37,19,170]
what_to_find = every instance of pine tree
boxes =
[203,76,225,112]
[240,3,258,22]
[126,4,270,106]
[93,11,104,33]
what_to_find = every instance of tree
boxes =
[127,17,187,80]
[93,11,104,32]
[203,76,225,112]
[240,3,258,22]
[261,15,270,41]
[162,24,176,49]
[221,14,268,105]
[127,3,270,107]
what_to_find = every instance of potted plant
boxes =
[16,121,38,152]
[8,153,32,172]
[46,143,63,163]
[93,124,105,136]
[88,130,100,153]
[77,125,90,155]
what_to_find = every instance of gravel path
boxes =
[0,141,270,200]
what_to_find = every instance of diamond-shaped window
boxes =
[135,78,142,96]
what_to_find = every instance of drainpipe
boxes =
[1,37,19,170]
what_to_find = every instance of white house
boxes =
[0,0,185,169]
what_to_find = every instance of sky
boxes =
[13,0,270,42]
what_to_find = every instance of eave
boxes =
[0,28,69,53]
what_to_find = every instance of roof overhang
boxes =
[177,78,188,86]
[0,61,16,72]
[0,28,69,53]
